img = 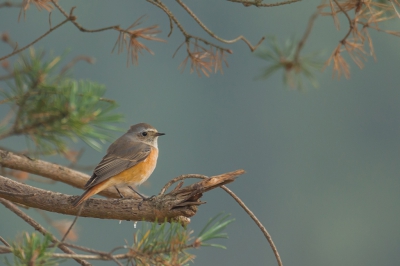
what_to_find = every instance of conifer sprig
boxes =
[0,48,123,154]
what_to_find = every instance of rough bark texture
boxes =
[0,149,133,198]
[0,149,245,223]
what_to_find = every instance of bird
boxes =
[72,123,164,207]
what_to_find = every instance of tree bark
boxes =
[0,149,245,223]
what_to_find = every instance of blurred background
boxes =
[1,0,400,265]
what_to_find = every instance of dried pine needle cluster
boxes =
[113,16,166,66]
[178,41,230,77]
[321,0,400,79]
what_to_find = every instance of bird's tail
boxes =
[72,181,109,207]
[72,189,92,207]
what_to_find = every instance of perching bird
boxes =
[72,123,164,207]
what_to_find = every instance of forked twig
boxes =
[332,0,354,43]
[175,0,264,51]
[159,173,283,266]
[50,1,118,33]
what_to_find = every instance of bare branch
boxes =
[0,148,133,199]
[147,0,232,52]
[0,1,22,8]
[0,198,91,266]
[0,150,280,264]
[332,0,354,43]
[294,12,319,63]
[160,174,208,195]
[176,0,264,51]
[221,185,283,266]
[0,18,70,62]
[227,0,301,7]
[0,169,245,222]
[50,1,118,33]
[0,236,10,247]
[159,172,283,266]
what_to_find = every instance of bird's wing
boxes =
[84,140,151,189]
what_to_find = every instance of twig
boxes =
[50,252,129,260]
[53,242,111,256]
[0,18,70,62]
[390,0,400,18]
[159,172,283,266]
[332,0,354,43]
[294,12,319,63]
[0,236,10,247]
[0,245,11,254]
[50,1,118,33]
[0,247,127,262]
[56,242,127,265]
[0,1,22,8]
[159,174,208,195]
[227,0,300,7]
[175,0,264,51]
[61,205,83,243]
[59,55,95,76]
[0,198,91,266]
[221,185,283,266]
[147,0,232,52]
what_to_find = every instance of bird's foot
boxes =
[137,195,156,210]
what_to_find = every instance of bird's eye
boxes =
[141,132,148,136]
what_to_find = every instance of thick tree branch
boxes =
[0,149,135,198]
[0,167,245,222]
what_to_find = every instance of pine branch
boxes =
[0,149,244,222]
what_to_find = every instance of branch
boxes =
[0,246,128,261]
[0,166,245,222]
[159,172,283,266]
[0,149,281,264]
[220,185,282,266]
[147,0,232,52]
[294,12,319,63]
[0,149,133,198]
[0,1,22,8]
[50,1,118,33]
[227,0,301,7]
[0,18,70,62]
[175,0,264,51]
[332,0,354,43]
[0,198,90,266]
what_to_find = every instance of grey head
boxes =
[127,123,165,148]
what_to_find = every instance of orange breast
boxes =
[111,147,159,186]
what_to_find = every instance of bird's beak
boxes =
[155,132,165,136]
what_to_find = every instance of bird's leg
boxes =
[128,186,156,209]
[128,186,147,200]
[115,186,124,198]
